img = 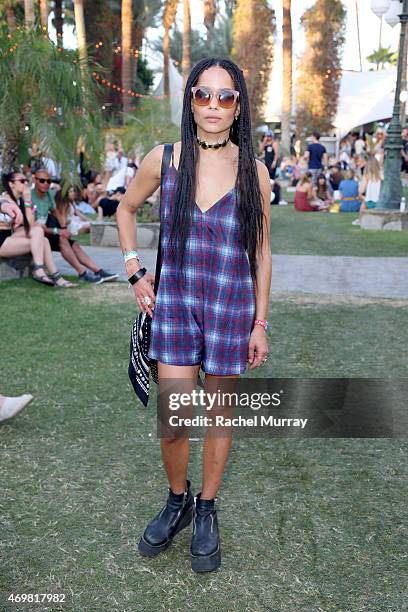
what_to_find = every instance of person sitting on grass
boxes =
[352,157,382,226]
[294,173,329,212]
[96,187,126,220]
[31,169,118,284]
[0,172,75,287]
[338,169,361,213]
[67,185,93,229]
[81,172,107,213]
[315,174,334,209]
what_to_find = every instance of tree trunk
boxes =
[281,0,292,152]
[162,0,178,109]
[74,0,88,65]
[132,24,144,85]
[204,0,217,44]
[122,0,133,118]
[24,0,35,28]
[54,0,64,48]
[182,0,191,88]
[163,27,170,99]
[6,6,16,30]
[40,0,48,33]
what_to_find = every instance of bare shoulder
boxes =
[255,159,271,190]
[142,141,180,176]
[140,144,165,180]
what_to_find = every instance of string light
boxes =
[92,71,168,99]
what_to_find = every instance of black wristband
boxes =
[128,267,147,285]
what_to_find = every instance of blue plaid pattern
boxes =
[148,164,256,375]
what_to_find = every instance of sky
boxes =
[55,0,400,74]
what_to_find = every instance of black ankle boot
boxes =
[190,492,221,572]
[138,480,193,557]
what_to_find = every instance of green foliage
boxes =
[0,27,103,184]
[107,96,179,157]
[367,46,398,71]
[152,14,233,69]
[134,54,154,93]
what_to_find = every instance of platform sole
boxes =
[138,504,193,558]
[191,545,221,572]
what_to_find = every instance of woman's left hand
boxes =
[247,326,269,370]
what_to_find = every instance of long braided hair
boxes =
[168,57,265,288]
[2,172,30,236]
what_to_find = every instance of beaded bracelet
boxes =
[254,319,269,331]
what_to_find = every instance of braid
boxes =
[168,57,265,289]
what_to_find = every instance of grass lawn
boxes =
[79,205,408,258]
[270,205,408,257]
[1,281,407,611]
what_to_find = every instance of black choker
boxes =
[196,136,230,150]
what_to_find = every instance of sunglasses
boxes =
[12,178,28,184]
[191,86,239,109]
[36,178,52,185]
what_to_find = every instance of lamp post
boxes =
[373,0,408,209]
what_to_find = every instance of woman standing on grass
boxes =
[117,57,271,573]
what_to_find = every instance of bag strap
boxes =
[153,143,173,295]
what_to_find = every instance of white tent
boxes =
[154,58,183,126]
[333,69,396,139]
[264,56,397,138]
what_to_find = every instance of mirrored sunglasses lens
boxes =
[219,91,236,108]
[194,88,211,105]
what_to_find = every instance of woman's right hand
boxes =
[133,273,156,317]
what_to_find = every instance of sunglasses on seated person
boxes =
[36,178,52,185]
[191,86,240,109]
[11,178,29,184]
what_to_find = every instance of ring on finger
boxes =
[143,295,152,306]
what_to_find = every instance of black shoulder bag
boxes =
[128,143,173,406]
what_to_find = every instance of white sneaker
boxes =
[352,219,361,226]
[0,394,33,422]
[279,200,288,206]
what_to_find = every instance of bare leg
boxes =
[201,373,238,500]
[358,202,367,222]
[71,242,100,273]
[59,238,87,275]
[42,238,72,285]
[158,362,200,494]
[0,235,31,258]
[97,206,103,221]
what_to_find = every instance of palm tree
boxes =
[0,28,102,179]
[232,0,275,127]
[122,0,133,117]
[0,0,17,30]
[73,0,88,67]
[24,0,35,27]
[366,46,397,71]
[163,0,178,98]
[53,0,64,48]
[40,0,49,33]
[204,0,217,44]
[281,0,292,152]
[182,0,191,88]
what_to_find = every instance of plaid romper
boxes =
[147,157,256,375]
